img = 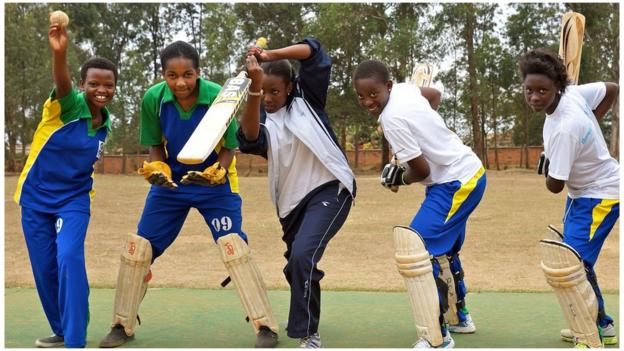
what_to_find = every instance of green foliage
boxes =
[4,3,620,171]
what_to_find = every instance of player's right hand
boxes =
[537,152,550,178]
[380,163,406,189]
[138,161,178,188]
[48,24,68,53]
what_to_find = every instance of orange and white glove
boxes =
[138,161,177,188]
[181,162,227,186]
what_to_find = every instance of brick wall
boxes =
[94,146,544,174]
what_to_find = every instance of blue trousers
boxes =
[410,168,486,328]
[21,207,90,348]
[137,188,247,260]
[562,197,619,328]
[279,182,352,338]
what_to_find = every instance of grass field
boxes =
[5,171,618,292]
[5,288,619,348]
[4,171,620,348]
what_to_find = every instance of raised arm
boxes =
[239,55,264,141]
[250,43,312,62]
[420,87,441,111]
[593,82,619,120]
[48,23,72,99]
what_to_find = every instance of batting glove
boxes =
[537,152,550,178]
[138,161,178,188]
[181,162,227,186]
[380,163,407,189]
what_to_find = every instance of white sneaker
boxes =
[448,314,476,334]
[35,335,64,348]
[561,323,617,345]
[299,333,322,348]
[413,333,455,348]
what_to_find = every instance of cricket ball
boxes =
[49,10,69,27]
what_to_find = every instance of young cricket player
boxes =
[99,40,278,348]
[353,60,486,349]
[14,14,118,348]
[519,48,619,348]
[238,38,356,348]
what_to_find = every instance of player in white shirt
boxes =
[238,38,355,348]
[353,60,486,349]
[519,48,619,347]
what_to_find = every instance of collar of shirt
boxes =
[76,91,112,134]
[161,78,215,119]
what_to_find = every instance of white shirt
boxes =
[266,103,340,218]
[544,83,619,199]
[379,83,482,185]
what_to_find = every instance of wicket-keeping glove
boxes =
[537,152,550,178]
[138,161,178,188]
[180,162,227,186]
[380,163,407,189]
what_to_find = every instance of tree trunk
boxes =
[523,105,530,168]
[354,131,360,170]
[491,82,500,170]
[465,7,483,162]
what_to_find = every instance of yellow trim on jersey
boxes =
[445,167,485,223]
[214,139,239,194]
[14,98,64,204]
[589,199,619,240]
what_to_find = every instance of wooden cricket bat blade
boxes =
[177,71,251,164]
[411,63,433,88]
[558,12,585,85]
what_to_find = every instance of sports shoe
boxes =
[413,333,455,348]
[299,333,322,348]
[99,324,134,348]
[255,326,278,348]
[561,323,617,345]
[448,314,476,334]
[35,335,64,348]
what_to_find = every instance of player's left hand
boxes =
[380,163,406,189]
[245,55,264,85]
[181,162,227,186]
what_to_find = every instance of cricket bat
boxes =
[559,12,585,85]
[177,38,267,165]
[410,63,434,88]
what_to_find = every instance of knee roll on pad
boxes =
[217,234,279,335]
[112,233,152,336]
[547,224,564,241]
[394,226,443,347]
[540,239,601,348]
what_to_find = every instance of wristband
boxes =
[248,89,263,96]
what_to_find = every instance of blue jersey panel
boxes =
[20,119,106,213]
[158,102,234,195]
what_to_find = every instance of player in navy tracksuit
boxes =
[14,22,118,348]
[237,38,356,348]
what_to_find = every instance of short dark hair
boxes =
[353,60,390,84]
[261,59,296,85]
[80,57,118,83]
[160,41,200,70]
[518,48,569,93]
